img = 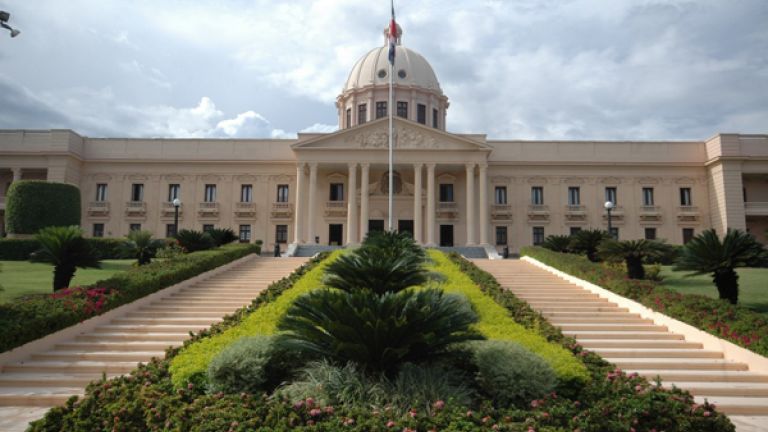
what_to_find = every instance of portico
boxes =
[290,118,492,247]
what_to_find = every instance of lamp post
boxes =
[0,11,21,38]
[172,198,181,236]
[604,200,615,239]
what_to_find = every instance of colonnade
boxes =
[293,162,489,246]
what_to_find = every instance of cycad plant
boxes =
[541,235,571,253]
[31,225,101,291]
[174,229,215,252]
[207,228,237,246]
[569,229,610,262]
[674,229,768,304]
[120,229,165,265]
[598,239,672,279]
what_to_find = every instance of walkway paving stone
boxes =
[0,256,307,430]
[473,259,768,426]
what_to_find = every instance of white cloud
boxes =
[300,123,338,134]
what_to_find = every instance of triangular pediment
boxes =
[292,118,490,152]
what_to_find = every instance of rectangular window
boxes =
[239,224,252,242]
[204,184,217,202]
[397,101,408,118]
[129,223,141,232]
[495,226,508,246]
[494,186,507,205]
[567,187,580,206]
[168,184,180,202]
[276,184,289,203]
[92,223,104,238]
[329,183,344,201]
[569,227,582,236]
[531,186,544,205]
[276,224,288,244]
[346,108,351,128]
[417,104,426,124]
[683,228,695,244]
[605,187,617,205]
[609,227,619,240]
[642,187,654,206]
[645,228,657,240]
[357,104,367,124]
[166,224,177,238]
[131,184,144,202]
[375,101,387,119]
[95,184,108,202]
[533,227,545,245]
[241,184,253,203]
[432,108,439,128]
[680,187,692,206]
[203,224,214,232]
[439,184,454,202]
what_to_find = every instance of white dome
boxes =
[343,45,442,93]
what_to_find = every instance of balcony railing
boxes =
[564,205,586,222]
[640,205,660,213]
[271,202,294,219]
[324,201,347,217]
[565,205,585,213]
[87,201,110,216]
[198,202,219,217]
[436,202,458,220]
[491,204,512,221]
[527,205,549,222]
[161,201,183,217]
[235,202,257,218]
[745,202,768,216]
[124,201,146,216]
[676,206,700,223]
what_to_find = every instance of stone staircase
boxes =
[473,259,768,418]
[433,246,488,259]
[292,244,344,257]
[0,257,307,416]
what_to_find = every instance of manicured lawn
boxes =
[660,266,768,315]
[0,260,135,303]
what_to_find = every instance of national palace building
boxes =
[1,24,767,254]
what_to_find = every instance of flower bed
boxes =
[0,243,260,353]
[28,250,734,431]
[522,246,768,357]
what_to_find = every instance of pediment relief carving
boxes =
[346,125,440,150]
[637,177,660,185]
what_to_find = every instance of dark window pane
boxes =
[376,101,387,119]
[397,101,408,118]
[417,104,426,124]
[439,184,454,202]
[358,104,367,124]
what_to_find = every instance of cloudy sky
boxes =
[0,0,766,140]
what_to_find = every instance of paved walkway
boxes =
[0,256,307,432]
[473,259,768,431]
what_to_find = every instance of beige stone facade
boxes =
[1,27,767,251]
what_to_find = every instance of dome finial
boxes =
[383,22,402,46]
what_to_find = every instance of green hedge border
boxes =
[521,246,768,357]
[0,238,125,260]
[0,243,261,353]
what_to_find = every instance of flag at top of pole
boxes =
[388,1,397,65]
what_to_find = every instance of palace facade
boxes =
[1,25,767,253]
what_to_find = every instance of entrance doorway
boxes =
[439,225,454,247]
[398,220,414,237]
[368,219,385,233]
[328,224,343,245]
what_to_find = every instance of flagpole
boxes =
[387,1,395,232]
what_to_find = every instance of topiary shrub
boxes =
[175,229,215,252]
[471,340,557,407]
[5,181,81,235]
[207,336,275,394]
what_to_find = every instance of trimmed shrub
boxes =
[471,340,556,407]
[175,229,215,252]
[86,238,125,260]
[5,181,80,234]
[207,336,274,394]
[0,243,259,353]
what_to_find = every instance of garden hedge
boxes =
[0,243,261,353]
[5,181,80,235]
[522,246,768,357]
[0,238,125,260]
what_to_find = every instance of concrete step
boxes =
[524,301,614,308]
[548,317,653,324]
[638,370,768,383]
[77,332,190,342]
[140,306,237,313]
[592,349,722,359]
[667,382,768,397]
[153,299,249,306]
[537,306,628,313]
[558,324,668,332]
[692,396,768,415]
[165,294,257,301]
[568,331,684,340]
[126,311,226,319]
[613,359,748,371]
[3,361,137,374]
[577,340,703,349]
[31,351,164,362]
[94,325,205,334]
[55,341,181,351]
[543,312,642,318]
[0,388,82,407]
[111,317,221,326]
[0,373,114,387]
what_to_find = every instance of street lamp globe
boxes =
[604,201,615,211]
[172,198,181,207]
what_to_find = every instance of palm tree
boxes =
[120,229,165,265]
[598,239,672,279]
[31,226,101,291]
[569,229,610,262]
[542,235,571,253]
[674,229,768,304]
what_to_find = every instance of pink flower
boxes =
[309,408,322,417]
[305,397,315,408]
[408,409,417,418]
[432,400,445,410]
[386,420,395,428]
[703,411,711,417]
[466,410,474,417]
[324,406,334,415]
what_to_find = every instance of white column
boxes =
[11,168,22,182]
[293,163,305,243]
[307,163,318,244]
[413,163,423,244]
[426,163,436,246]
[359,163,370,241]
[465,163,476,245]
[346,163,358,244]
[479,163,489,245]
